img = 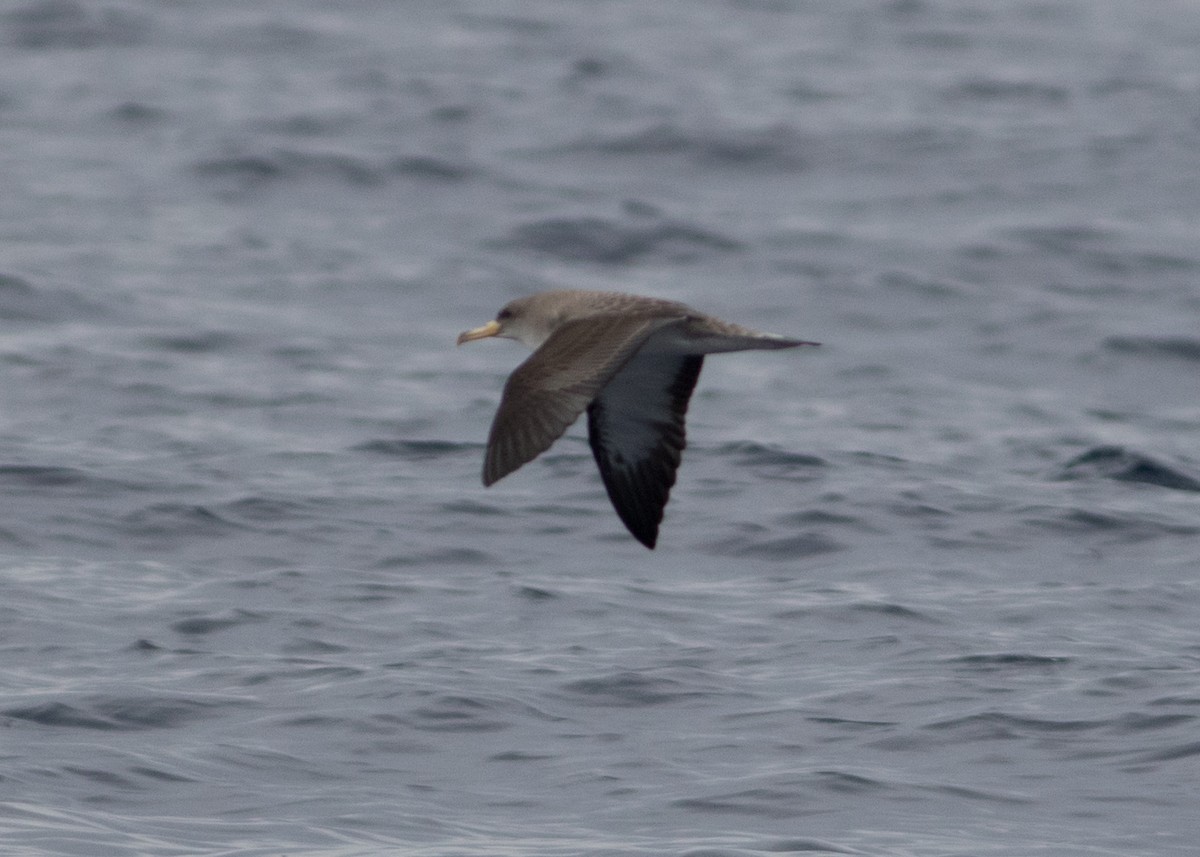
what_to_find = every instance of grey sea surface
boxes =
[3,1,1200,855]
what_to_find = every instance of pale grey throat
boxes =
[457,289,818,549]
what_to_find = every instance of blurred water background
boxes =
[2,1,1200,855]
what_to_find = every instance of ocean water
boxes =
[2,1,1199,855]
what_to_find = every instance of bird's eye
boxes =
[497,308,513,321]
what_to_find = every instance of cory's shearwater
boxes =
[457,290,817,548]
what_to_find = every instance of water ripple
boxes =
[4,695,226,731]
[1059,446,1200,492]
[1105,335,1200,362]
[562,671,712,707]
[500,215,742,264]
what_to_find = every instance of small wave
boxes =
[947,76,1070,104]
[920,783,1034,805]
[513,584,557,601]
[1003,225,1199,273]
[1108,713,1196,735]
[1104,336,1200,362]
[753,839,857,855]
[140,330,243,354]
[562,671,710,707]
[1021,506,1200,540]
[206,18,342,54]
[500,215,742,265]
[489,750,555,762]
[354,439,473,460]
[122,503,249,539]
[948,653,1071,670]
[717,441,826,468]
[376,547,495,567]
[1005,223,1118,254]
[108,101,165,123]
[221,496,315,524]
[404,694,509,733]
[924,711,1102,738]
[194,148,383,189]
[671,770,899,820]
[194,154,282,183]
[839,601,934,622]
[776,599,931,624]
[715,442,827,481]
[1059,445,1200,492]
[3,0,151,50]
[126,765,195,784]
[582,121,811,170]
[877,269,964,299]
[4,695,221,730]
[1128,740,1200,764]
[171,609,265,635]
[390,154,474,182]
[809,770,887,795]
[0,464,140,497]
[0,464,91,488]
[805,715,894,731]
[436,498,513,517]
[458,12,557,37]
[0,272,98,322]
[671,787,806,819]
[710,530,844,561]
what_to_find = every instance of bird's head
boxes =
[457,294,571,349]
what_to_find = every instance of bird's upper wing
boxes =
[586,349,704,549]
[483,313,684,486]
